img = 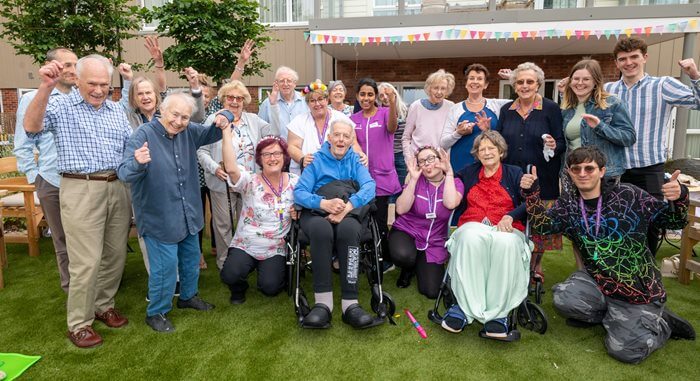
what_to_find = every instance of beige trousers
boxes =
[61,176,131,331]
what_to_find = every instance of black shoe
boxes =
[663,309,696,340]
[566,318,598,328]
[396,268,413,288]
[230,295,246,305]
[302,304,332,329]
[145,313,175,333]
[342,303,383,329]
[176,295,215,311]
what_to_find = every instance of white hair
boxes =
[510,62,546,87]
[76,54,113,78]
[378,82,408,120]
[275,66,299,82]
[329,119,355,137]
[160,91,198,116]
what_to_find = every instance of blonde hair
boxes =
[218,80,252,105]
[424,69,456,97]
[561,59,610,110]
[128,76,161,112]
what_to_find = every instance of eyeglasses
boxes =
[276,79,296,85]
[478,146,498,154]
[260,151,283,159]
[568,165,598,175]
[417,155,437,167]
[225,95,245,103]
[515,79,537,86]
[308,97,327,105]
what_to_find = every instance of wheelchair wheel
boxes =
[370,290,396,320]
[534,280,544,305]
[517,300,547,334]
[295,290,311,324]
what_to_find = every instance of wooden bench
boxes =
[678,192,700,284]
[0,156,44,257]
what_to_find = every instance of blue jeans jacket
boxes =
[561,95,636,177]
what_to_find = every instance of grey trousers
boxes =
[35,175,69,293]
[552,270,671,364]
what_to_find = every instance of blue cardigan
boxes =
[454,162,526,225]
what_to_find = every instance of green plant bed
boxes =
[0,237,698,380]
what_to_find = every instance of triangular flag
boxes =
[604,30,612,39]
[679,21,688,31]
[546,29,554,38]
[624,28,632,37]
[594,30,602,39]
[436,30,443,40]
[690,20,698,29]
[654,25,664,34]
[539,30,547,40]
[361,36,367,46]
[384,36,390,44]
[459,29,468,39]
[494,31,502,41]
[530,31,537,40]
[512,31,520,41]
[613,29,622,38]
[483,31,491,40]
[565,30,572,39]
[316,34,323,43]
[521,31,529,38]
[504,32,511,40]
[303,31,310,42]
[423,32,431,41]
[331,36,337,43]
[375,36,381,45]
[445,29,453,39]
[668,23,677,33]
[575,30,582,40]
[633,27,642,35]
[583,30,591,40]
[408,34,415,43]
[368,37,375,44]
[323,35,330,43]
[470,30,478,39]
[644,27,652,36]
[339,36,345,44]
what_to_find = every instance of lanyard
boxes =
[425,178,441,219]
[261,173,285,222]
[316,112,330,146]
[579,196,602,260]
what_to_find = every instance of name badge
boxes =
[425,212,436,219]
[369,121,381,128]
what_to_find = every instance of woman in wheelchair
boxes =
[293,120,381,329]
[443,130,531,341]
[389,146,463,298]
[219,129,299,304]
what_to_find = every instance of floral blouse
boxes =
[228,169,299,260]
[233,122,256,172]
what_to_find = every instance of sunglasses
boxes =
[225,95,245,102]
[568,165,598,175]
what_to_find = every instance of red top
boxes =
[458,165,525,231]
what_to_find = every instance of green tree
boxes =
[149,0,270,85]
[0,0,145,63]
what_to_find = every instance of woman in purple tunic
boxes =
[350,78,402,268]
[388,147,463,298]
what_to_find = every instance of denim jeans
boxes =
[144,233,200,316]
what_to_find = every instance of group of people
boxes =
[13,35,699,364]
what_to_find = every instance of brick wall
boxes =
[336,54,619,102]
[1,89,19,114]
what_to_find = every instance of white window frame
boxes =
[140,0,170,32]
[373,0,422,16]
[17,88,36,100]
[0,90,3,113]
[260,0,312,28]
[498,79,560,101]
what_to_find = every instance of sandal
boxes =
[441,304,468,333]
[479,317,521,342]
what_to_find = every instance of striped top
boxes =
[605,74,700,169]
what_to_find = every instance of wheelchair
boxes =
[285,206,396,327]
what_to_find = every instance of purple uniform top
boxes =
[392,175,464,264]
[351,107,402,196]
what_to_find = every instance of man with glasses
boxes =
[521,146,695,364]
[606,37,700,255]
[257,66,309,139]
[118,93,231,333]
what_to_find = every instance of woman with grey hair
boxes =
[328,80,354,116]
[402,69,456,165]
[494,62,565,275]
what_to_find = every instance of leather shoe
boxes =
[342,303,379,329]
[663,309,696,340]
[176,295,215,311]
[302,304,331,329]
[68,326,103,348]
[145,313,175,333]
[95,308,129,328]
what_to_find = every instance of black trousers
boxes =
[388,229,445,299]
[199,186,216,250]
[220,247,286,298]
[374,195,392,260]
[621,163,664,255]
[301,212,363,299]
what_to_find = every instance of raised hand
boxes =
[213,112,232,129]
[662,170,682,201]
[184,67,200,90]
[678,58,700,80]
[435,148,453,175]
[557,78,569,94]
[238,39,255,64]
[456,120,475,136]
[474,111,491,132]
[268,82,279,105]
[497,68,512,80]
[520,166,537,190]
[118,63,133,81]
[135,142,151,164]
[144,36,164,67]
[406,157,421,180]
[581,113,600,128]
[38,60,63,88]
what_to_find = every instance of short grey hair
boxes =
[328,80,346,94]
[471,130,508,161]
[329,119,355,137]
[160,91,198,116]
[424,69,456,97]
[510,62,545,88]
[76,54,113,78]
[275,66,299,82]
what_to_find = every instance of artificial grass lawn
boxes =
[0,237,698,380]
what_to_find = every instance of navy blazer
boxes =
[454,162,526,225]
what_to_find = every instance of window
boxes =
[257,86,305,105]
[373,0,422,16]
[498,79,560,102]
[141,0,169,31]
[259,0,313,26]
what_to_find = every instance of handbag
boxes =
[661,254,695,280]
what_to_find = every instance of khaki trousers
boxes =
[61,176,131,331]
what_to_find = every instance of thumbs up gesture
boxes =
[520,166,537,190]
[661,170,682,201]
[135,141,151,164]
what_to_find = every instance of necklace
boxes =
[466,97,485,105]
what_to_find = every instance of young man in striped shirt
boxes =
[605,36,700,254]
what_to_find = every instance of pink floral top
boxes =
[228,169,299,260]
